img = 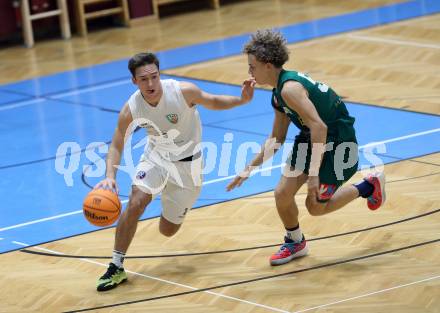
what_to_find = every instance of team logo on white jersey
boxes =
[166,114,178,124]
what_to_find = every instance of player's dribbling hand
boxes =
[94,177,119,194]
[240,78,256,104]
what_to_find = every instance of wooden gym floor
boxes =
[0,0,439,312]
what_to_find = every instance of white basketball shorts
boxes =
[132,154,202,225]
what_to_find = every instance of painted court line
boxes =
[0,127,439,233]
[50,80,131,99]
[2,0,439,113]
[0,210,86,232]
[292,274,440,313]
[12,241,290,313]
[1,34,438,113]
[0,98,46,111]
[186,127,440,185]
[347,34,440,49]
[360,128,440,148]
[0,80,131,112]
[13,241,440,312]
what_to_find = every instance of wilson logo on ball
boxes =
[83,189,121,227]
[84,210,108,220]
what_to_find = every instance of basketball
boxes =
[83,189,121,227]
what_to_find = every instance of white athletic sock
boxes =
[112,250,126,268]
[285,225,303,242]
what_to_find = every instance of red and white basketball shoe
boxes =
[365,171,386,210]
[270,236,309,266]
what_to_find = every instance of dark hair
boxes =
[243,29,289,68]
[128,52,160,77]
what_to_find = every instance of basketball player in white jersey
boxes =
[94,52,255,291]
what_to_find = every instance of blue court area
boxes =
[0,0,439,253]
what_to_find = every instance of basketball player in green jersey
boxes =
[227,29,386,265]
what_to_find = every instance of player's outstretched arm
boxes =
[94,103,133,193]
[180,79,255,110]
[226,109,290,191]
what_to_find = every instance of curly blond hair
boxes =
[243,29,289,68]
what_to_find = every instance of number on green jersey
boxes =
[298,72,329,93]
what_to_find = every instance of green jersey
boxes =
[271,69,356,141]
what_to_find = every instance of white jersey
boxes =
[128,79,202,162]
